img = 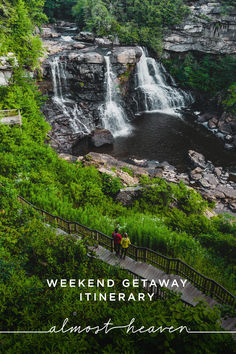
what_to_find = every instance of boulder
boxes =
[58,153,77,162]
[116,187,142,206]
[200,178,211,188]
[202,173,218,189]
[216,185,236,199]
[229,203,236,212]
[41,26,61,39]
[225,134,233,143]
[75,32,95,43]
[208,117,218,129]
[95,38,112,47]
[224,143,235,150]
[188,150,208,169]
[90,129,114,147]
[72,43,86,50]
[112,47,142,64]
[0,54,18,86]
[219,123,232,135]
[0,71,12,86]
[197,113,213,123]
[214,167,222,177]
[229,121,236,133]
[70,52,104,64]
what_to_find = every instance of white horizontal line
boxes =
[0,330,235,334]
[0,331,50,334]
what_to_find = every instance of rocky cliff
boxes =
[39,24,141,152]
[163,0,236,56]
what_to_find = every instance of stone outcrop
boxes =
[196,107,236,151]
[90,129,114,147]
[74,31,95,43]
[112,47,142,64]
[41,25,61,39]
[64,150,236,213]
[116,187,142,206]
[188,150,236,212]
[0,53,18,86]
[163,1,236,55]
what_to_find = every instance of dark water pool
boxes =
[73,112,236,172]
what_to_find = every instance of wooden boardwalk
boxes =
[87,243,235,332]
[46,223,236,333]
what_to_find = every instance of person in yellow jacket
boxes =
[120,233,131,259]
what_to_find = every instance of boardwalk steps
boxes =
[20,197,236,332]
[55,226,236,332]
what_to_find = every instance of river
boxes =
[73,111,236,172]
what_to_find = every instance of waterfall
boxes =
[100,56,131,137]
[136,48,193,114]
[50,57,92,135]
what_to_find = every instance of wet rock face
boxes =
[39,24,141,153]
[163,1,236,55]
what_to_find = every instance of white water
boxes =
[136,48,193,114]
[61,36,73,42]
[50,57,92,135]
[100,56,131,137]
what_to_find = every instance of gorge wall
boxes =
[38,0,236,154]
[163,0,236,56]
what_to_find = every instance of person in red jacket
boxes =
[112,229,122,256]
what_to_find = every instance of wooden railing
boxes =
[18,195,236,307]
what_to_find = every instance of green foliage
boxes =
[101,173,122,198]
[0,201,235,352]
[71,0,189,52]
[121,166,134,177]
[223,83,236,118]
[137,178,208,216]
[0,1,236,351]
[44,0,77,21]
[0,0,45,68]
[163,53,236,96]
[166,209,215,236]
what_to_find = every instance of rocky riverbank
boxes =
[59,150,236,214]
[195,102,236,151]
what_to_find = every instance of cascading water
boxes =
[50,56,92,135]
[100,56,131,137]
[136,48,193,114]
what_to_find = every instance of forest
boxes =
[0,0,236,352]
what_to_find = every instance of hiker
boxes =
[120,232,131,259]
[112,229,122,256]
